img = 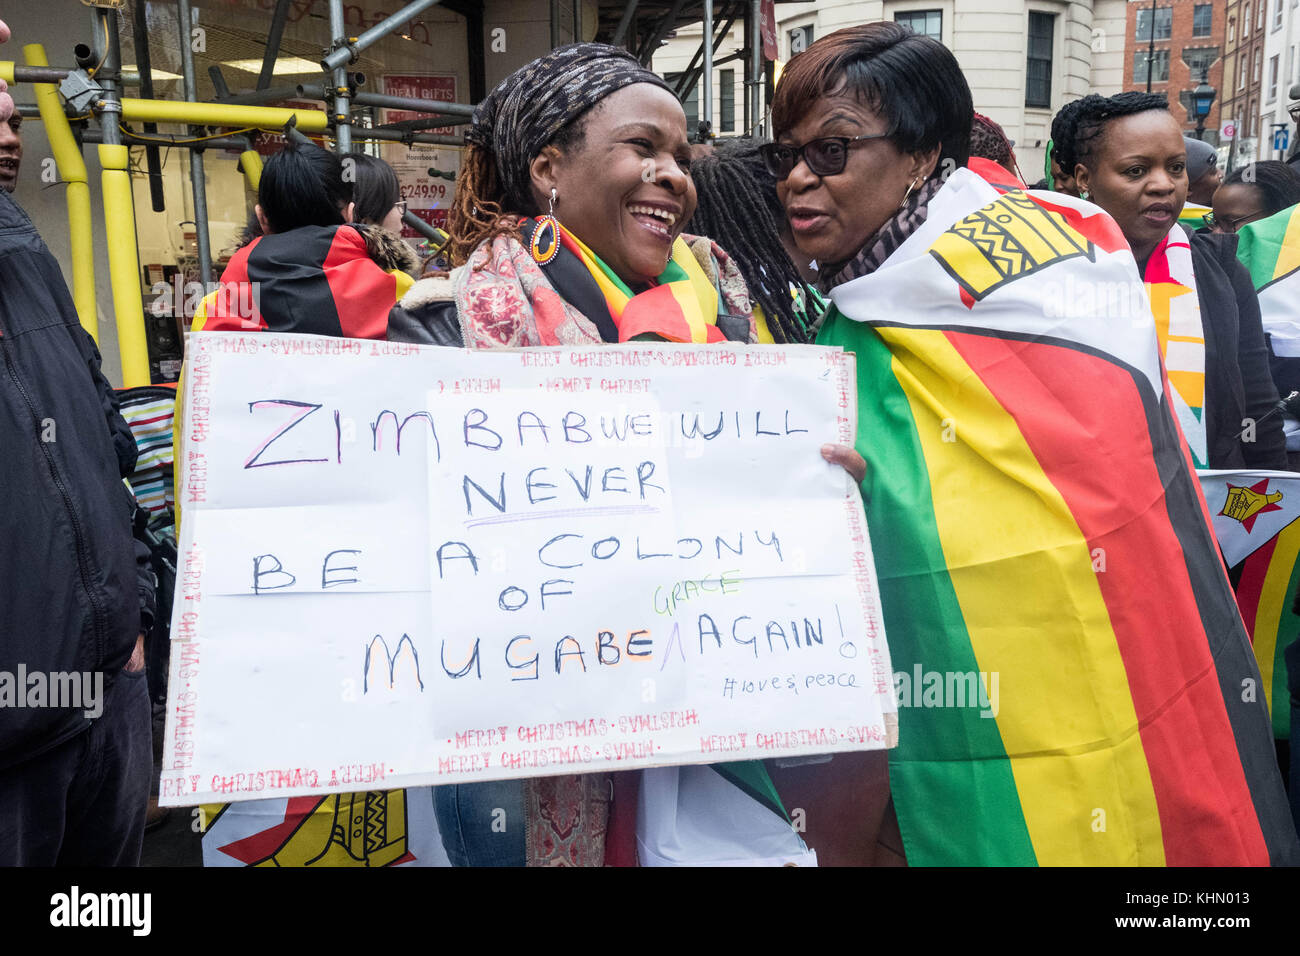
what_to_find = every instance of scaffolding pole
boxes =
[701,0,712,139]
[749,0,761,136]
[328,0,352,153]
[175,0,212,285]
[322,0,445,72]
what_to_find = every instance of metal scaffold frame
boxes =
[0,0,765,387]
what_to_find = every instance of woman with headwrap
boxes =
[392,42,864,867]
[392,43,759,347]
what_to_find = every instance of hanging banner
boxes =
[160,333,895,806]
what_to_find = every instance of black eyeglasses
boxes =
[759,133,891,180]
[1202,211,1263,233]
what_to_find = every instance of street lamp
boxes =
[1192,68,1217,141]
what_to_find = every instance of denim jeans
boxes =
[433,779,526,867]
[0,667,152,866]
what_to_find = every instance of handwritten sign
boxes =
[160,333,895,806]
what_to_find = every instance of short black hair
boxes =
[772,22,972,181]
[348,154,401,227]
[1223,161,1300,216]
[258,141,352,234]
[1053,92,1169,177]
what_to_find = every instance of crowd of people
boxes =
[4,12,1300,866]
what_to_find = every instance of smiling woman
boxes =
[389,42,867,869]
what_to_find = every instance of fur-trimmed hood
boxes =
[353,222,421,278]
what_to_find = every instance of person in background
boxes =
[1216,162,1300,462]
[1059,91,1286,471]
[1184,136,1223,208]
[1047,98,1085,196]
[1209,160,1300,235]
[349,153,413,241]
[686,138,825,337]
[0,14,157,866]
[967,112,1024,188]
[0,105,20,192]
[194,142,415,337]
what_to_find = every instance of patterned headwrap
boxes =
[467,42,672,210]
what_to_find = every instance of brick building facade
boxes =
[1221,0,1267,160]
[1123,0,1227,144]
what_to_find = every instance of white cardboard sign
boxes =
[160,332,895,806]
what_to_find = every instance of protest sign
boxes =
[160,333,895,807]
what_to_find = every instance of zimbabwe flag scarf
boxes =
[818,167,1298,866]
[519,217,731,344]
[1144,225,1209,468]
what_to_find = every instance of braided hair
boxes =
[1052,92,1169,178]
[969,113,1015,169]
[1223,161,1300,215]
[686,139,816,344]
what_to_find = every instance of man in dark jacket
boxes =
[0,15,156,865]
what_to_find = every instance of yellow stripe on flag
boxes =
[1276,207,1300,282]
[1250,520,1300,717]
[881,327,1166,866]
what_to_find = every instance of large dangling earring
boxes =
[531,187,561,265]
[1080,189,1090,200]
[899,177,920,210]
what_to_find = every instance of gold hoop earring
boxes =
[899,178,921,209]
[531,187,561,265]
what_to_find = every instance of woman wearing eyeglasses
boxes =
[767,25,1300,866]
[1208,160,1300,234]
[1056,92,1285,470]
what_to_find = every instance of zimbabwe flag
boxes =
[818,168,1299,866]
[1236,204,1300,358]
[1199,469,1300,741]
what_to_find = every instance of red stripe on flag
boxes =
[945,330,1270,866]
[322,229,395,341]
[1234,535,1279,642]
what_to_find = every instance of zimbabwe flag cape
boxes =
[818,168,1299,866]
[1235,204,1300,358]
[1199,469,1300,741]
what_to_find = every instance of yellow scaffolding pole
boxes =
[99,144,151,387]
[239,149,263,192]
[118,97,328,132]
[21,46,98,339]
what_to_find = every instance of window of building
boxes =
[1183,47,1220,80]
[719,69,735,132]
[1255,48,1263,81]
[1193,3,1213,36]
[1258,0,1267,27]
[1229,15,1235,42]
[1268,53,1279,100]
[1274,0,1285,28]
[666,73,700,134]
[1026,11,1055,107]
[1135,6,1173,41]
[1134,48,1171,83]
[895,10,942,42]
[788,24,814,55]
[1244,3,1251,35]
